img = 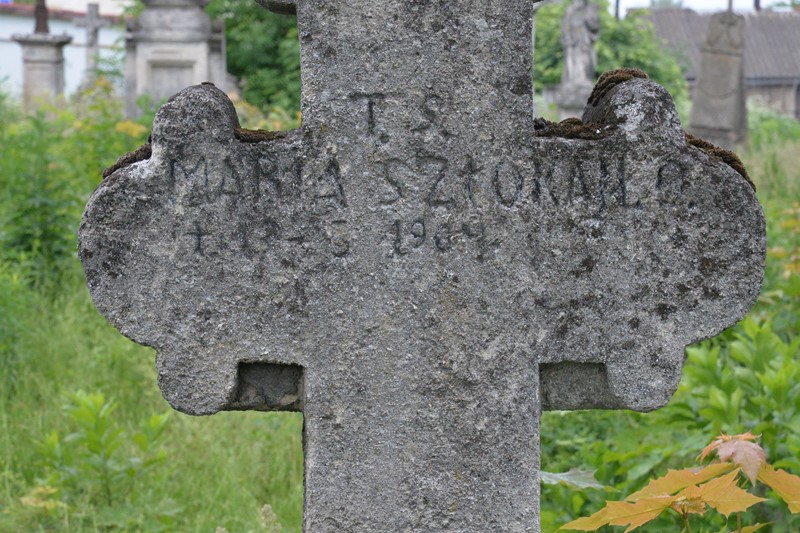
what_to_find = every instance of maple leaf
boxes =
[699,433,766,484]
[699,432,760,461]
[559,506,609,531]
[559,497,676,532]
[669,489,707,516]
[683,469,766,517]
[758,463,800,513]
[627,463,734,500]
[606,497,676,532]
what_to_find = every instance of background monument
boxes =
[557,0,600,119]
[688,10,748,150]
[12,0,72,110]
[74,3,111,90]
[125,0,228,117]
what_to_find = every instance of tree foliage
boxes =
[208,0,688,114]
[534,0,688,106]
[206,0,301,114]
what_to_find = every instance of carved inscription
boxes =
[187,223,210,254]
[316,159,347,209]
[171,158,245,207]
[166,146,693,260]
[377,152,654,254]
[493,161,524,207]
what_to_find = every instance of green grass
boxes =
[0,264,304,532]
[1,86,798,532]
[0,84,304,532]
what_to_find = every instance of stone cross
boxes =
[75,3,111,85]
[79,1,766,531]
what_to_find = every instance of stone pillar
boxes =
[208,19,227,92]
[125,0,228,117]
[688,11,747,150]
[12,33,73,111]
[13,0,72,111]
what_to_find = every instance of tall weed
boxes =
[0,79,150,287]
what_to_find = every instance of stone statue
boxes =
[560,0,600,88]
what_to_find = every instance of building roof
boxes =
[0,2,122,23]
[644,8,800,83]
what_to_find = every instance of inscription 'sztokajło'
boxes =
[79,2,765,531]
[165,145,697,261]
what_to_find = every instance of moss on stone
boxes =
[685,132,755,191]
[533,117,608,140]
[234,128,290,143]
[588,68,649,107]
[102,140,152,179]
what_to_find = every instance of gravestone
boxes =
[80,1,766,531]
[688,11,747,150]
[124,0,228,117]
[75,3,111,90]
[12,0,72,111]
[557,0,600,119]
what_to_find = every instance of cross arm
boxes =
[532,75,765,412]
[79,85,316,415]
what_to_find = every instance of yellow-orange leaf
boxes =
[670,489,707,516]
[559,506,609,531]
[606,497,676,532]
[694,469,765,516]
[559,497,676,532]
[627,463,735,500]
[758,463,800,513]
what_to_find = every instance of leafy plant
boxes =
[206,0,301,113]
[561,433,800,532]
[33,391,177,529]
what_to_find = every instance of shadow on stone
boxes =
[227,362,305,412]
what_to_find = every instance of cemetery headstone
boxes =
[124,0,228,117]
[12,0,72,111]
[688,11,747,150]
[75,3,111,90]
[557,0,600,119]
[80,1,766,531]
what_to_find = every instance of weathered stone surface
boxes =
[689,11,747,150]
[80,1,765,531]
